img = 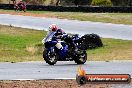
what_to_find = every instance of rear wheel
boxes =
[74,51,87,64]
[43,49,58,65]
[23,8,26,12]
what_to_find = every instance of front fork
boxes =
[47,47,55,57]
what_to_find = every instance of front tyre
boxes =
[74,51,87,64]
[43,49,58,65]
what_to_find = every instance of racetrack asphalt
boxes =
[0,61,132,80]
[0,14,132,40]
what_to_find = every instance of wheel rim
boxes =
[79,53,86,62]
[48,52,57,63]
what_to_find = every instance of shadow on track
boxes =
[43,62,88,67]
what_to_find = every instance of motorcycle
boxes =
[43,34,87,65]
[14,3,26,12]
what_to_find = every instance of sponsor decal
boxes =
[76,66,131,85]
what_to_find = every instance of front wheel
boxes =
[43,49,58,65]
[73,51,87,64]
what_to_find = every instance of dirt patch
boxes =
[0,80,111,88]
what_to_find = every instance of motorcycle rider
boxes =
[42,24,77,52]
[15,1,26,11]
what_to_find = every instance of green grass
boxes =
[0,25,46,62]
[88,39,132,61]
[0,25,132,62]
[53,13,132,25]
[1,9,132,25]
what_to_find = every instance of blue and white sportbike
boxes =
[43,34,87,65]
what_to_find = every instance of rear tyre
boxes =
[74,51,87,64]
[43,49,58,65]
[23,8,26,12]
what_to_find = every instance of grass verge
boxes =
[0,25,46,62]
[0,9,132,25]
[0,25,132,62]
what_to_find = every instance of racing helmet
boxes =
[49,24,58,32]
[56,29,64,34]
